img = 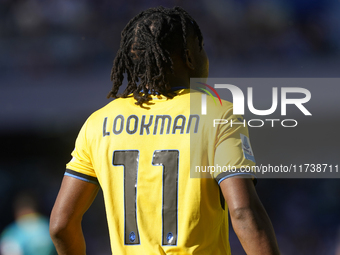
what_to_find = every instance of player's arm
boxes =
[50,175,99,255]
[220,177,280,255]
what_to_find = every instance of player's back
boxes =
[67,89,231,255]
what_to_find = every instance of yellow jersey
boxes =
[65,89,255,255]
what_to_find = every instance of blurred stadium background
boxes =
[1,0,340,254]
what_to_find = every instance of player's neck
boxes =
[167,74,190,89]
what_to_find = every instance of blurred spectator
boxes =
[0,191,56,255]
[0,0,338,72]
[336,227,340,255]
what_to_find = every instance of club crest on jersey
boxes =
[240,134,255,163]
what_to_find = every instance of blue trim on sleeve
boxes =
[64,170,99,185]
[217,172,257,185]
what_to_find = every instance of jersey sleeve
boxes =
[212,113,257,185]
[65,119,99,185]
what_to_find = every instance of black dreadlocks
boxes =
[107,6,203,105]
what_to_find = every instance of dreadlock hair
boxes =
[107,6,203,105]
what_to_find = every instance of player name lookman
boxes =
[102,114,200,136]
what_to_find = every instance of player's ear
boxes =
[185,49,195,70]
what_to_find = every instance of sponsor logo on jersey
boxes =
[240,134,255,163]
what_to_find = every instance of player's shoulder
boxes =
[190,89,233,116]
[190,88,232,104]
